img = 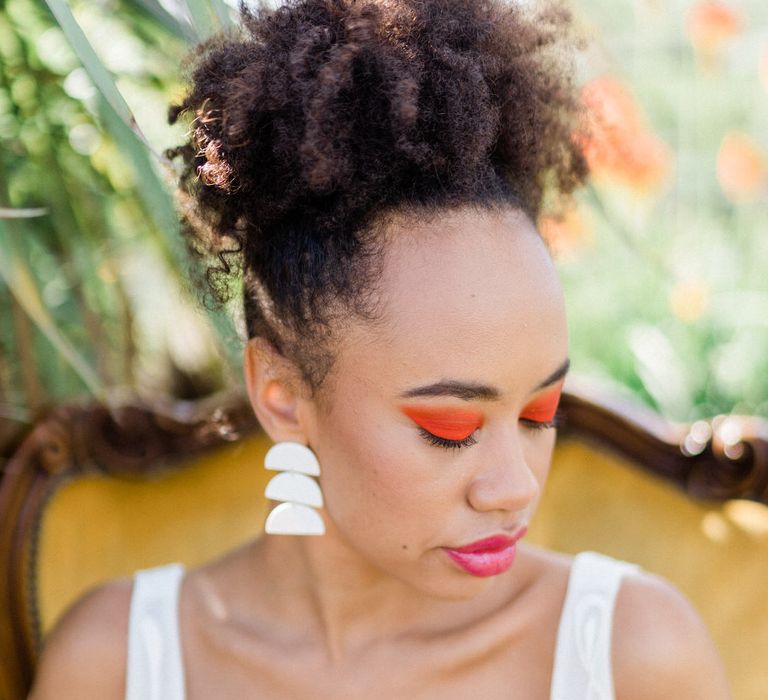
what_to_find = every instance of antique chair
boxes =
[1,386,767,700]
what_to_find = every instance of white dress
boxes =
[125,551,639,700]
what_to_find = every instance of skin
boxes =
[29,205,732,699]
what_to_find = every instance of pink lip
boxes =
[443,527,528,577]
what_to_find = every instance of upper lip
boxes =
[446,527,528,554]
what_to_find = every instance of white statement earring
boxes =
[263,441,325,536]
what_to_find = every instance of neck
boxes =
[250,528,527,664]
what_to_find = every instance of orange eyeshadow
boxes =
[400,406,484,441]
[520,382,563,423]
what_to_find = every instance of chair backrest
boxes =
[1,389,766,700]
[0,397,263,700]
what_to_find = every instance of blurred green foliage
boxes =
[0,0,238,440]
[0,0,766,444]
[557,0,768,422]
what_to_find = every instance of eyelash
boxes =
[417,411,562,450]
[418,427,478,450]
[520,412,562,431]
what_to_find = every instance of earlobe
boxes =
[243,338,305,441]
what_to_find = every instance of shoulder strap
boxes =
[125,562,187,700]
[550,552,640,700]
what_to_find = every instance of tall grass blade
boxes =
[10,293,45,411]
[0,207,49,219]
[210,0,236,29]
[42,0,161,161]
[184,0,223,39]
[0,220,105,400]
[97,94,242,373]
[134,0,198,41]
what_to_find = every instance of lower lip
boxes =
[443,544,518,577]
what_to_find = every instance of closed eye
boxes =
[418,427,478,450]
[520,409,563,431]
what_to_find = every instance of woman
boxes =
[30,0,731,697]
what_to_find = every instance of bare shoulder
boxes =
[28,576,133,700]
[613,569,732,700]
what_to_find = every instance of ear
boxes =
[243,338,308,444]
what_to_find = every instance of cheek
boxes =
[314,403,451,537]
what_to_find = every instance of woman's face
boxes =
[300,205,568,599]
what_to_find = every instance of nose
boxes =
[465,431,540,514]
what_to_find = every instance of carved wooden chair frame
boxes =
[1,389,766,699]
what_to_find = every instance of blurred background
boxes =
[1,0,766,452]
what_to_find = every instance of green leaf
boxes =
[134,0,198,42]
[95,94,185,266]
[210,0,236,29]
[185,0,223,39]
[0,219,105,400]
[42,0,156,155]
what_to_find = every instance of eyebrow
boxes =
[398,358,570,402]
[535,357,570,391]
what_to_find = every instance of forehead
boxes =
[331,206,567,400]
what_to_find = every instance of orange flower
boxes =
[716,132,765,203]
[669,280,710,323]
[687,2,742,56]
[538,205,592,258]
[576,76,672,195]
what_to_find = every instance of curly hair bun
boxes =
[166,0,588,389]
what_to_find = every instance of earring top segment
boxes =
[265,441,320,476]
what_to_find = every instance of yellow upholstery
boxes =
[37,434,273,635]
[36,432,767,699]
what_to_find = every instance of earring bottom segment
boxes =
[265,501,325,535]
